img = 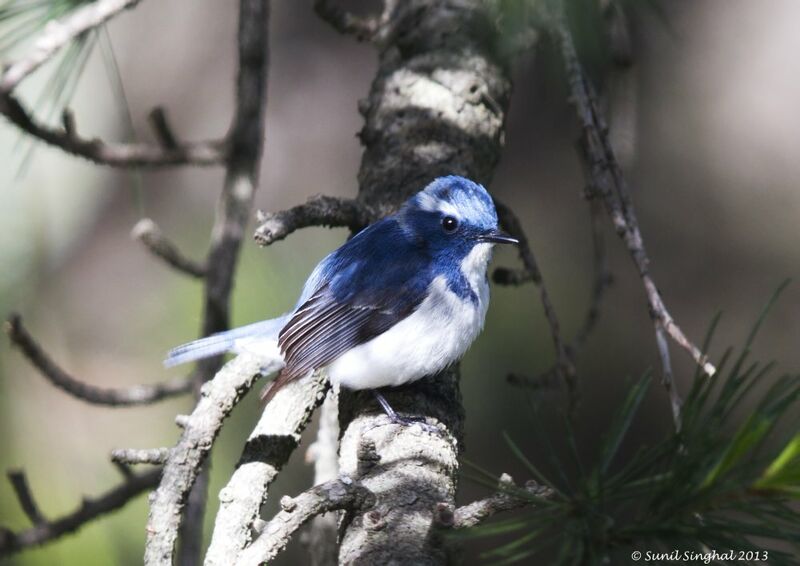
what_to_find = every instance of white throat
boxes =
[460,242,493,296]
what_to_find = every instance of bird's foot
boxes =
[373,391,440,434]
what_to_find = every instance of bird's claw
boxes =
[388,413,440,435]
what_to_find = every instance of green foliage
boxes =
[1,1,142,203]
[0,0,97,113]
[463,284,800,564]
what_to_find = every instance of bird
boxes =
[165,175,518,426]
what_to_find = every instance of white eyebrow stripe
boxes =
[416,191,440,212]
[436,200,459,217]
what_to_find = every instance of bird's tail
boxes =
[164,316,288,368]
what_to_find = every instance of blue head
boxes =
[400,176,517,261]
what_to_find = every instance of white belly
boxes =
[327,244,492,390]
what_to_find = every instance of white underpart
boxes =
[328,243,493,390]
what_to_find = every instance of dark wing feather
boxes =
[262,287,404,402]
[260,217,432,403]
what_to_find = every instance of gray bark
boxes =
[337,2,512,562]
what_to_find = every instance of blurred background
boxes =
[1,0,798,564]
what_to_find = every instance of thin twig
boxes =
[205,371,329,566]
[254,196,370,247]
[7,471,46,526]
[148,107,179,149]
[494,200,579,411]
[236,478,374,566]
[312,0,384,42]
[4,314,194,406]
[452,474,554,529]
[549,1,714,427]
[505,201,613,390]
[111,448,171,466]
[0,468,160,557]
[131,219,206,278]
[0,0,143,93]
[0,93,227,167]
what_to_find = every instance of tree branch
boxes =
[301,390,341,566]
[254,196,370,247]
[502,201,613,390]
[325,1,516,562]
[312,0,385,42]
[0,467,160,558]
[495,200,579,411]
[111,448,171,466]
[7,470,46,527]
[148,107,180,150]
[548,2,715,428]
[236,478,374,566]
[452,474,553,529]
[143,354,277,565]
[132,219,207,278]
[167,2,271,561]
[0,93,227,167]
[204,371,329,565]
[4,314,194,406]
[0,0,143,93]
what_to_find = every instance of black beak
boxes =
[479,230,519,245]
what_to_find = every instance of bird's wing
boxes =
[261,218,431,401]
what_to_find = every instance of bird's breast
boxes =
[327,275,488,390]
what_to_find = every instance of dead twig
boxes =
[452,474,554,529]
[494,200,579,412]
[205,371,329,566]
[167,3,272,560]
[236,478,374,566]
[4,314,194,406]
[503,201,613,390]
[0,467,160,557]
[111,448,171,466]
[254,196,370,247]
[301,390,341,566]
[144,354,279,565]
[313,0,385,42]
[7,471,46,527]
[549,1,714,428]
[0,93,227,167]
[131,219,206,278]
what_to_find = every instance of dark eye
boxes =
[441,216,459,233]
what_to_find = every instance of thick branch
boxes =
[204,371,329,565]
[132,219,206,278]
[5,314,194,406]
[0,468,160,557]
[144,354,275,565]
[329,1,515,563]
[0,93,227,167]
[0,0,142,93]
[236,478,374,566]
[254,196,369,246]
